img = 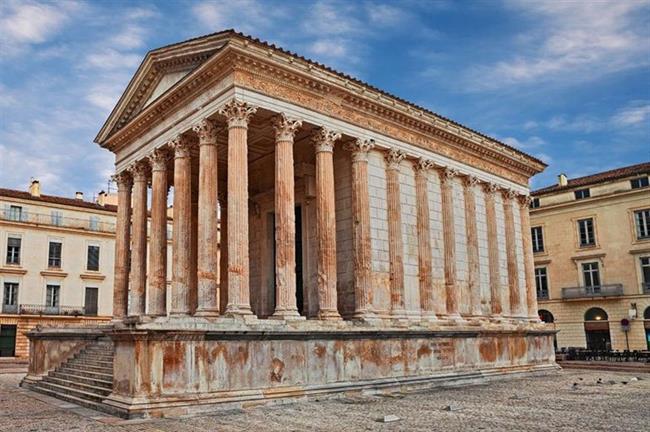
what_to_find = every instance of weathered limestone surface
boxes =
[414,160,435,320]
[128,161,148,317]
[463,176,482,319]
[112,172,132,320]
[440,168,460,320]
[502,190,521,318]
[385,148,407,319]
[147,147,169,316]
[483,183,502,318]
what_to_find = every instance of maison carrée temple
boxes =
[22,30,557,418]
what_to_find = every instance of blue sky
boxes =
[1,0,649,199]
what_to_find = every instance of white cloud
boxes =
[191,0,287,34]
[85,49,142,70]
[309,39,349,58]
[110,24,147,49]
[501,135,546,151]
[611,102,650,126]
[366,3,409,26]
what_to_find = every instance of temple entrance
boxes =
[269,206,304,316]
[584,307,611,350]
[0,325,16,357]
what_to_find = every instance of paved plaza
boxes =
[1,369,648,432]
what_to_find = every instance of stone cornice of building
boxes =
[79,273,106,281]
[96,32,546,182]
[538,293,650,305]
[0,219,115,238]
[0,193,117,216]
[629,247,650,255]
[570,252,606,262]
[0,266,28,275]
[40,270,68,278]
[529,187,650,215]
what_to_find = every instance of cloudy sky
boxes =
[1,0,649,199]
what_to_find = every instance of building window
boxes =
[630,176,649,189]
[531,226,544,253]
[45,284,60,308]
[7,205,23,221]
[634,209,650,240]
[6,237,21,265]
[87,245,100,271]
[535,267,549,299]
[89,216,99,231]
[529,198,540,209]
[48,241,62,268]
[574,188,590,200]
[641,257,650,293]
[51,211,63,226]
[3,282,18,312]
[582,262,601,291]
[577,218,596,247]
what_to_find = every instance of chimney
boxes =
[97,190,106,206]
[75,191,84,200]
[29,179,41,197]
[558,173,568,187]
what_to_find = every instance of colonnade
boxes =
[112,98,539,323]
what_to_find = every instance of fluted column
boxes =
[440,167,460,320]
[170,135,193,316]
[518,195,539,321]
[218,193,228,315]
[193,119,220,317]
[414,159,436,321]
[271,113,303,320]
[313,128,342,320]
[112,171,132,320]
[483,182,502,318]
[463,175,481,319]
[345,138,376,320]
[218,99,257,316]
[502,189,521,318]
[385,148,407,319]
[128,161,149,317]
[147,147,170,317]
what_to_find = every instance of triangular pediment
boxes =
[95,30,235,145]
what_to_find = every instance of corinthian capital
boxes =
[148,146,171,172]
[344,138,375,162]
[169,134,193,159]
[218,99,257,128]
[481,181,500,195]
[111,171,132,190]
[312,127,342,153]
[501,188,518,201]
[192,118,219,145]
[439,167,458,184]
[518,194,533,208]
[414,158,434,174]
[272,112,303,142]
[384,147,406,170]
[463,175,480,188]
[128,160,150,182]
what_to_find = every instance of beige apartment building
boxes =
[530,162,650,351]
[0,180,172,358]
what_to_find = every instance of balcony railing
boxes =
[561,284,624,299]
[1,304,86,316]
[1,210,115,233]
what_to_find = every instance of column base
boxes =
[271,308,305,320]
[441,313,465,325]
[351,309,380,323]
[224,304,254,317]
[316,309,342,320]
[194,309,220,318]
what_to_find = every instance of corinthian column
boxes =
[313,127,342,320]
[128,160,149,317]
[112,171,132,320]
[218,99,257,317]
[518,195,539,321]
[502,189,521,318]
[463,175,481,319]
[344,138,376,320]
[193,118,220,317]
[414,159,436,321]
[170,135,193,316]
[147,147,170,317]
[483,182,502,318]
[218,192,228,315]
[271,113,303,320]
[440,167,460,320]
[385,148,407,319]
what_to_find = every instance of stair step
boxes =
[61,362,112,374]
[79,352,113,360]
[57,366,113,381]
[41,376,112,396]
[37,381,107,403]
[30,385,107,411]
[68,358,113,368]
[48,371,113,389]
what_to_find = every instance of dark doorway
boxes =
[84,287,98,316]
[585,329,611,351]
[0,325,17,357]
[584,307,611,350]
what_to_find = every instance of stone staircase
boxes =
[29,337,115,413]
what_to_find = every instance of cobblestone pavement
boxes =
[1,370,648,432]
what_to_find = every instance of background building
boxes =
[530,162,650,351]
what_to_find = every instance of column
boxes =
[518,195,539,321]
[270,113,303,319]
[218,193,228,315]
[414,159,436,320]
[483,182,502,318]
[313,127,342,320]
[218,99,257,316]
[193,119,220,317]
[170,134,193,316]
[385,148,407,319]
[344,138,376,320]
[128,160,149,317]
[440,167,460,320]
[112,171,132,320]
[502,189,521,317]
[463,175,482,319]
[147,147,170,316]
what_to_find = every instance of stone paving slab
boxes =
[1,370,648,431]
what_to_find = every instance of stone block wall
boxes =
[367,150,390,314]
[452,177,469,315]
[399,161,420,316]
[475,187,492,316]
[334,149,354,317]
[427,169,446,316]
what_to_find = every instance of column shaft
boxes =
[440,168,460,319]
[503,191,521,317]
[219,197,228,315]
[483,184,503,317]
[414,160,435,320]
[194,119,220,317]
[147,149,169,316]
[463,176,481,318]
[112,172,132,320]
[386,148,406,318]
[128,162,148,317]
[314,128,342,320]
[519,196,539,320]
